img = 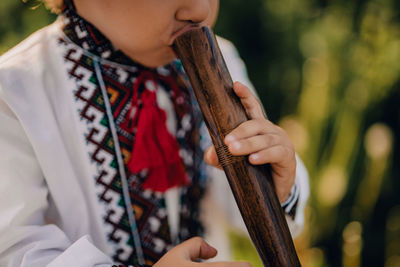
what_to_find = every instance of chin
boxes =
[159,48,177,66]
[146,49,177,68]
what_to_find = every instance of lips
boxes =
[170,24,200,45]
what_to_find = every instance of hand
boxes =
[204,82,296,203]
[154,237,252,267]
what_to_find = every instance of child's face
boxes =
[74,0,219,67]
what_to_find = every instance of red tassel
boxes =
[127,73,189,192]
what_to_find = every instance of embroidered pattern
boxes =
[60,40,134,262]
[58,6,209,266]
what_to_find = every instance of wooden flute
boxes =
[173,27,301,267]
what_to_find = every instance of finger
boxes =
[203,146,222,169]
[233,81,264,119]
[227,134,282,156]
[224,119,279,144]
[178,237,218,261]
[201,261,253,267]
[248,145,294,166]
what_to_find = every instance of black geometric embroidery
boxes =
[59,5,209,265]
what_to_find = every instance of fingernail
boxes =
[250,153,259,161]
[225,135,236,144]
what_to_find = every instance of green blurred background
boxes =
[1,0,399,266]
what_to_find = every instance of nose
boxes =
[175,0,211,24]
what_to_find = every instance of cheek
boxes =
[108,22,158,52]
[208,0,220,27]
[117,17,171,50]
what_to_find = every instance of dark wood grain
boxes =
[173,27,301,267]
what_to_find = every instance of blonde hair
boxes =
[41,0,64,13]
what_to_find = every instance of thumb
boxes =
[204,146,222,169]
[180,237,218,261]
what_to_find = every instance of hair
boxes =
[41,0,64,13]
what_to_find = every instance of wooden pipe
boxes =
[173,27,301,267]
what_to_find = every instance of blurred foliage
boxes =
[1,0,400,266]
[0,0,56,54]
[215,0,400,266]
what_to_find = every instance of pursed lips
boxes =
[169,23,200,45]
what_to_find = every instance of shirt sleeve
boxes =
[284,154,310,237]
[0,98,115,267]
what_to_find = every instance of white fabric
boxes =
[0,21,309,266]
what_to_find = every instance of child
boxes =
[0,0,309,266]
